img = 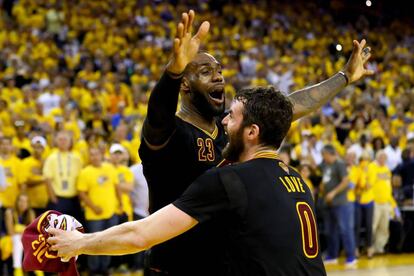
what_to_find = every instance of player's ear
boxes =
[181,77,190,94]
[247,124,260,142]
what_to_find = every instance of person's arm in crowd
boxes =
[142,10,209,150]
[5,209,15,236]
[115,185,123,213]
[325,175,350,204]
[78,191,103,215]
[48,204,197,257]
[117,178,134,193]
[25,178,47,188]
[288,39,374,121]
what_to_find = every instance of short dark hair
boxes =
[235,86,293,148]
[322,144,336,155]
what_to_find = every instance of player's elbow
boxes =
[128,222,151,252]
[130,235,150,252]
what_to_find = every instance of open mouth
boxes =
[209,88,225,104]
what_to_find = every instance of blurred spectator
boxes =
[354,152,375,258]
[372,137,385,156]
[368,150,394,255]
[109,144,133,221]
[21,136,49,216]
[0,137,22,210]
[298,163,315,196]
[348,134,374,162]
[4,193,35,276]
[77,147,120,276]
[320,145,356,266]
[11,120,31,159]
[384,136,402,171]
[43,131,83,218]
[393,148,414,205]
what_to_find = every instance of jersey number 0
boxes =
[296,202,319,258]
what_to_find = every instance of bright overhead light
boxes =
[366,0,372,7]
[336,44,342,51]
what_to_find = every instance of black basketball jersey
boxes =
[174,152,326,276]
[139,115,228,274]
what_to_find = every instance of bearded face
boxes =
[222,124,245,162]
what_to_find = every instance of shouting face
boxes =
[221,100,246,162]
[183,53,225,119]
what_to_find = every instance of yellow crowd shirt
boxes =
[43,151,83,198]
[0,155,22,208]
[114,165,134,220]
[77,163,118,221]
[367,162,393,204]
[347,165,360,203]
[355,160,374,204]
[21,156,49,208]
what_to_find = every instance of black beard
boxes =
[222,126,245,162]
[190,90,224,120]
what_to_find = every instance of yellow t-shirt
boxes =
[356,161,374,204]
[43,151,83,198]
[367,162,393,204]
[77,163,118,220]
[114,165,134,220]
[21,156,49,208]
[0,155,22,208]
[347,165,360,203]
[12,137,32,154]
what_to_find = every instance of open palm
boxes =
[344,39,374,83]
[167,10,210,75]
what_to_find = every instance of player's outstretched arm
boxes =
[143,10,210,150]
[48,204,198,258]
[288,39,374,121]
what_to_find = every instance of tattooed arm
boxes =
[289,73,347,120]
[288,39,374,121]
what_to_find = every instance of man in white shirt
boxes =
[384,137,402,171]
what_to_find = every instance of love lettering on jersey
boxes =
[279,176,306,193]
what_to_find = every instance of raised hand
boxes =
[343,39,374,83]
[167,10,210,75]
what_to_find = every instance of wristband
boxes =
[338,71,349,85]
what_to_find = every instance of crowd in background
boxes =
[0,0,414,274]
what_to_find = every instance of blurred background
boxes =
[0,0,413,275]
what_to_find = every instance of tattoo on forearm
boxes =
[288,73,347,118]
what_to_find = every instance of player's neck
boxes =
[177,107,216,134]
[239,145,278,162]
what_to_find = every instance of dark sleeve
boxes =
[142,71,183,146]
[173,168,231,223]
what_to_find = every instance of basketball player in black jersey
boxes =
[49,86,326,276]
[137,9,372,275]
